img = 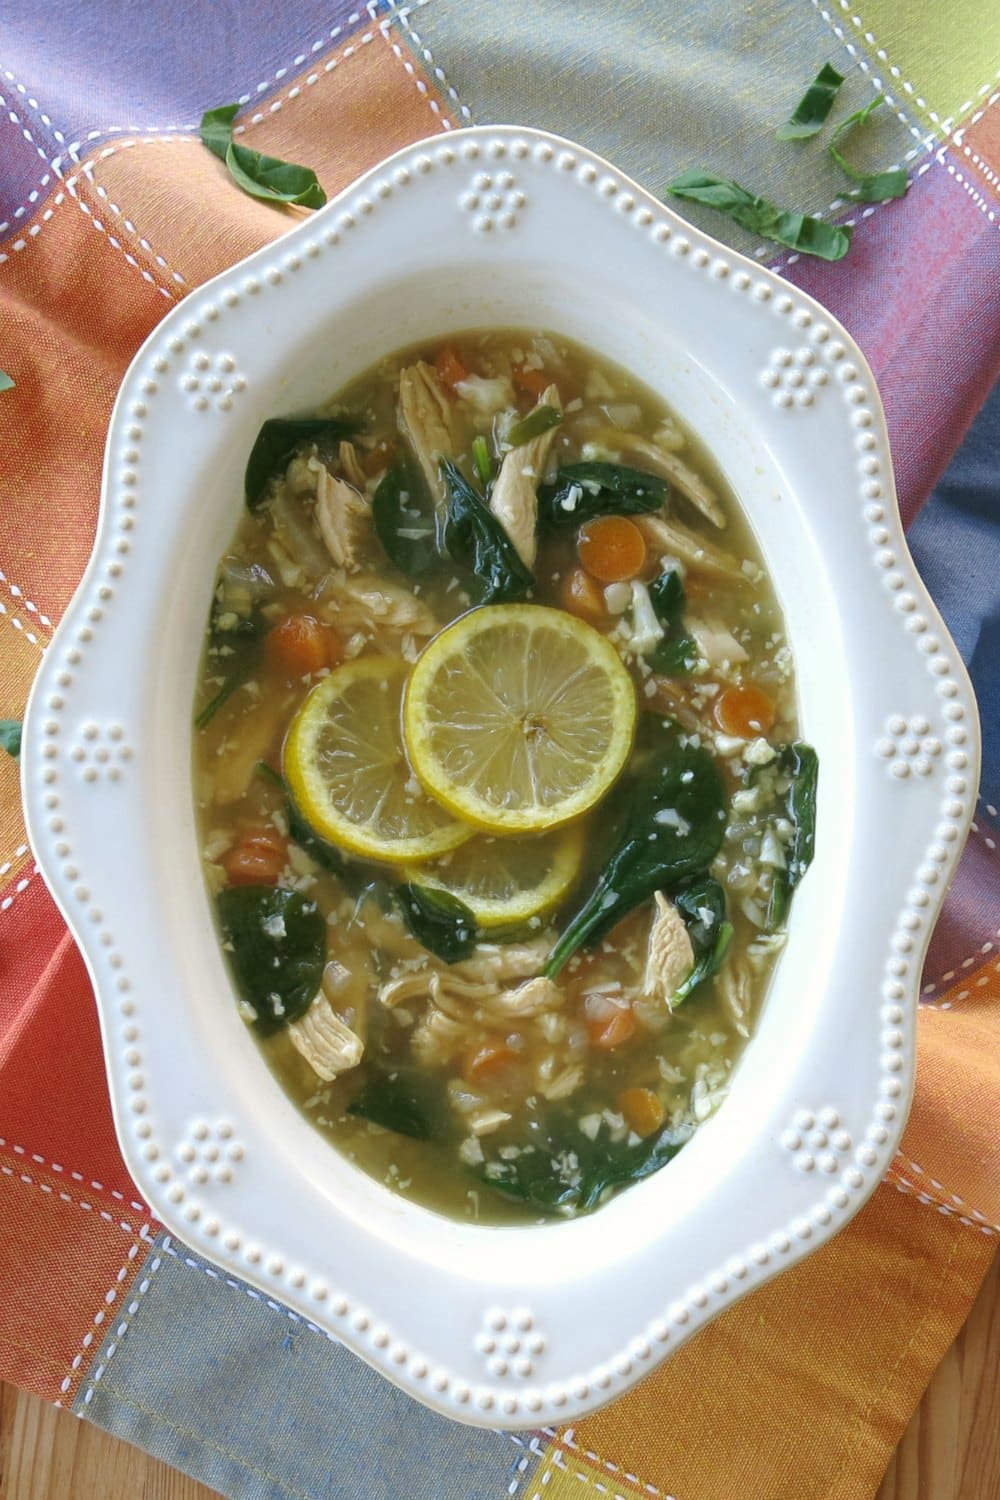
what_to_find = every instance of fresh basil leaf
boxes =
[225,141,326,209]
[217,886,325,1035]
[472,434,494,485]
[766,741,818,929]
[544,743,727,978]
[0,719,22,759]
[0,370,14,394]
[245,417,357,510]
[776,63,844,140]
[372,452,438,578]
[199,102,239,161]
[440,459,535,604]
[647,633,699,677]
[395,883,477,963]
[479,1116,694,1215]
[506,404,562,448]
[538,462,667,531]
[670,874,734,1004]
[666,171,852,262]
[347,1069,447,1141]
[828,96,909,202]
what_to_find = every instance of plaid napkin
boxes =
[1,3,998,1497]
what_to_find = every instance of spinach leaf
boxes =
[347,1069,447,1141]
[670,874,733,1004]
[644,569,698,676]
[194,673,244,729]
[472,435,494,485]
[440,459,535,604]
[255,760,284,788]
[828,96,909,202]
[544,743,728,978]
[647,634,699,677]
[479,1117,693,1215]
[538,462,667,531]
[776,63,844,140]
[195,592,265,729]
[245,417,357,511]
[0,719,22,759]
[506,404,562,448]
[395,883,477,963]
[647,568,685,627]
[666,171,852,262]
[766,742,819,930]
[217,886,325,1035]
[372,452,438,578]
[199,103,238,161]
[0,370,14,394]
[286,797,374,898]
[200,104,327,209]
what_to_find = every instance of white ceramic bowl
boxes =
[24,126,979,1427]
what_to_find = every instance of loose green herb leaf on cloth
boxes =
[666,171,852,261]
[0,719,22,759]
[767,742,819,930]
[544,743,727,977]
[245,417,357,510]
[506,403,563,449]
[776,62,845,140]
[395,883,478,962]
[200,104,327,209]
[0,370,14,393]
[440,459,535,603]
[538,462,667,531]
[216,886,325,1035]
[828,96,909,202]
[372,453,439,578]
[670,874,734,1004]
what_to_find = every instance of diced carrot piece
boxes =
[463,1041,519,1086]
[264,614,342,680]
[512,364,551,399]
[359,441,395,477]
[578,516,647,583]
[618,1086,666,1137]
[435,346,470,390]
[587,1006,637,1050]
[559,566,606,622]
[222,829,288,886]
[714,683,776,738]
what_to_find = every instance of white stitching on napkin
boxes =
[921,939,1000,998]
[0,569,53,629]
[891,1175,998,1236]
[382,0,475,125]
[64,1237,150,1406]
[0,599,44,651]
[0,1135,148,1213]
[895,1155,1000,1230]
[0,1161,149,1233]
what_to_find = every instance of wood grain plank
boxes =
[1,1253,996,1499]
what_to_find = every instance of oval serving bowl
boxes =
[23,126,980,1427]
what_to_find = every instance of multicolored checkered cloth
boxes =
[2,3,998,1497]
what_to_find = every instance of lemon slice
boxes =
[406,824,585,929]
[284,657,472,863]
[403,604,636,834]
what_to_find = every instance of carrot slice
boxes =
[512,364,551,399]
[618,1086,665,1137]
[714,683,776,738]
[264,615,342,680]
[434,346,470,390]
[559,566,607,621]
[222,829,288,886]
[587,1006,637,1050]
[463,1041,519,1086]
[578,516,647,583]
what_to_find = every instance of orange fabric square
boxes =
[962,100,1000,208]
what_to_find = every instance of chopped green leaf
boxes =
[347,1069,446,1141]
[766,742,819,930]
[0,719,22,759]
[216,887,325,1035]
[472,434,494,486]
[647,568,686,628]
[194,671,244,729]
[828,96,909,202]
[440,459,535,604]
[199,103,239,161]
[0,370,14,394]
[544,743,728,978]
[670,874,733,1004]
[245,417,357,510]
[538,462,667,531]
[225,141,326,209]
[644,570,698,676]
[647,633,699,677]
[255,760,284,788]
[372,452,438,578]
[285,797,376,898]
[506,404,562,448]
[776,63,844,140]
[395,883,477,963]
[666,171,852,262]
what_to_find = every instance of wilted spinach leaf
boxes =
[666,171,852,261]
[395,883,477,962]
[217,886,325,1035]
[0,719,22,759]
[776,63,844,141]
[440,459,534,604]
[506,403,562,448]
[827,96,909,203]
[245,417,358,511]
[767,742,819,929]
[670,874,734,1004]
[372,452,438,578]
[538,462,667,531]
[347,1069,447,1141]
[644,569,699,676]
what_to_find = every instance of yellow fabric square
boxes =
[848,0,1000,129]
[527,1443,653,1500]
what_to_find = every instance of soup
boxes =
[193,330,817,1223]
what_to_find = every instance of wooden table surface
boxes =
[1,1252,997,1499]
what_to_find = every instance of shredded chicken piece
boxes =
[644,677,715,736]
[287,996,364,1081]
[535,1051,584,1101]
[489,383,562,567]
[488,975,562,1019]
[598,429,726,529]
[637,514,744,582]
[450,936,553,985]
[642,892,695,1005]
[314,469,369,572]
[338,439,367,491]
[718,958,752,1038]
[454,373,515,416]
[397,361,455,508]
[688,613,749,668]
[412,1008,467,1067]
[379,969,560,1023]
[469,1108,512,1136]
[319,569,438,637]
